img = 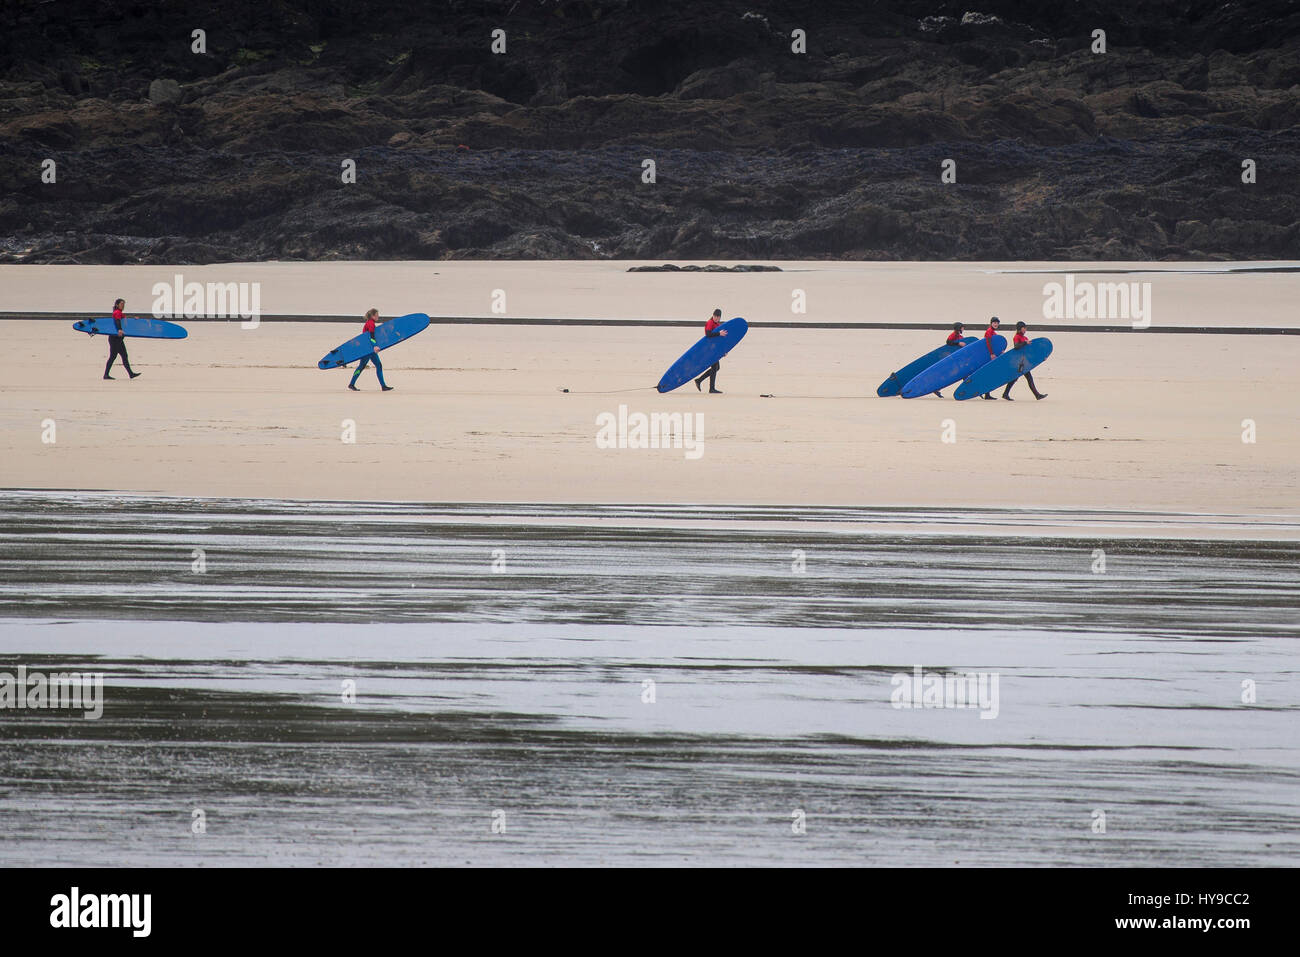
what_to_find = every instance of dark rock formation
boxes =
[1,0,1297,262]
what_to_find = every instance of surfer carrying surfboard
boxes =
[693,309,727,393]
[979,317,1002,399]
[1001,322,1048,401]
[348,309,395,392]
[929,321,967,397]
[103,299,141,380]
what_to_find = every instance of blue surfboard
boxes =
[877,337,976,396]
[73,317,188,339]
[657,318,748,393]
[318,313,431,369]
[954,338,1053,400]
[901,335,1006,398]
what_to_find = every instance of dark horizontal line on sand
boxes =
[993,266,1300,275]
[5,313,1297,335]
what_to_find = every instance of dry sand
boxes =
[1,259,1297,327]
[2,261,1297,537]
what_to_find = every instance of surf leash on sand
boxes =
[557,388,875,398]
[556,386,656,394]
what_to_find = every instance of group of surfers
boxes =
[95,302,1045,399]
[934,316,1048,401]
[100,301,392,391]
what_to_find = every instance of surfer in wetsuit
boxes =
[979,317,1001,399]
[931,321,966,397]
[1001,321,1047,401]
[103,298,140,380]
[693,308,728,394]
[348,308,394,392]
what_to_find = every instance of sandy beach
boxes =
[11,0,1300,898]
[2,261,1297,534]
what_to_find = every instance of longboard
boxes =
[901,335,1006,398]
[877,337,976,396]
[954,338,1053,400]
[318,313,431,369]
[656,317,748,393]
[73,317,188,339]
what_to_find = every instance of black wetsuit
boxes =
[694,321,723,391]
[104,315,135,378]
[1003,332,1043,398]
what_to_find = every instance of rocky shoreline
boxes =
[2,0,1297,263]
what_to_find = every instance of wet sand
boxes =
[1,494,1296,867]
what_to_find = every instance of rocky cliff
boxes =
[2,0,1297,262]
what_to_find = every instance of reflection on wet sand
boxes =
[0,493,1296,865]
